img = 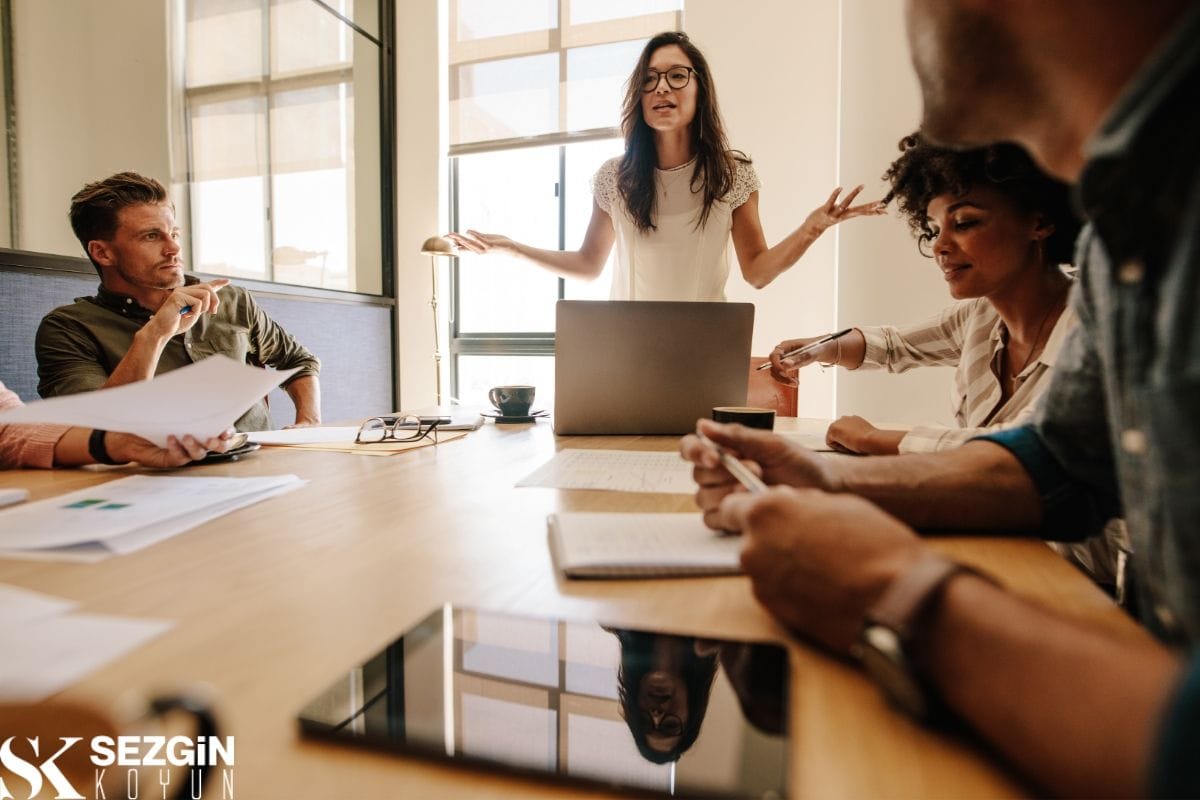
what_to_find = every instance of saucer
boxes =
[482,409,548,424]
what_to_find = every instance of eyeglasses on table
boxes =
[355,415,445,445]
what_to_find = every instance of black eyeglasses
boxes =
[355,415,444,445]
[641,66,695,93]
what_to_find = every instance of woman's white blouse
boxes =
[591,155,760,301]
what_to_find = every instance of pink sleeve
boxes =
[0,382,70,469]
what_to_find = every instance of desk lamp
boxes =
[420,235,456,406]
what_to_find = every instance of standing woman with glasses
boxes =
[448,31,884,301]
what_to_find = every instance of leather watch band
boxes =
[865,553,980,645]
[88,429,120,466]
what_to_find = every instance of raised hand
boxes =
[445,230,519,256]
[804,185,887,234]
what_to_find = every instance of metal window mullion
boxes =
[557,144,565,302]
[262,0,275,283]
[449,156,462,401]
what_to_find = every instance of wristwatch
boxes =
[855,553,982,722]
[88,428,121,465]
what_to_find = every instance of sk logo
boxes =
[0,736,85,800]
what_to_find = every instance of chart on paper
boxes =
[516,449,695,494]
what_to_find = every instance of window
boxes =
[447,0,682,406]
[183,0,391,294]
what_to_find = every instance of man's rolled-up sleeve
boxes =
[1150,656,1200,798]
[246,298,320,386]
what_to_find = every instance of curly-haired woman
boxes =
[448,32,883,300]
[770,132,1081,456]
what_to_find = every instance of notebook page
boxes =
[549,512,742,577]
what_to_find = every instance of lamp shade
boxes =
[420,236,456,256]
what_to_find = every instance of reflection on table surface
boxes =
[299,606,787,798]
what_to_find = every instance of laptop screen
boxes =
[554,301,755,435]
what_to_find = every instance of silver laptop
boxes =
[554,300,754,435]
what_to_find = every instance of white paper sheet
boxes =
[248,426,363,445]
[0,474,305,561]
[0,582,79,623]
[0,606,172,701]
[777,418,835,451]
[0,356,299,446]
[516,450,695,494]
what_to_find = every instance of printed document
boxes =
[0,356,298,446]
[0,474,305,562]
[0,582,172,701]
[517,450,695,494]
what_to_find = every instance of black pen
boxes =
[755,327,854,370]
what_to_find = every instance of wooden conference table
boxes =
[0,417,1151,798]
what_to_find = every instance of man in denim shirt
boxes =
[679,1,1200,795]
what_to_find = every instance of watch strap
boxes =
[865,553,983,646]
[88,429,120,465]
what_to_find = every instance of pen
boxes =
[756,327,854,370]
[696,431,767,494]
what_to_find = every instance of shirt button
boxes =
[1154,603,1178,632]
[185,342,192,349]
[125,298,133,304]
[1120,428,1147,455]
[1117,260,1144,284]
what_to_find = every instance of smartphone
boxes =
[191,434,261,465]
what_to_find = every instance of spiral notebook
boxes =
[547,512,743,578]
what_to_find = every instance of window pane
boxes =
[563,139,622,301]
[456,356,555,410]
[270,0,353,77]
[452,53,559,144]
[272,170,349,289]
[187,0,264,87]
[270,84,349,173]
[189,94,268,279]
[568,0,681,26]
[191,177,268,279]
[455,0,556,41]
[455,147,560,332]
[565,40,644,131]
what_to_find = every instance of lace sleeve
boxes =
[727,158,762,209]
[590,157,620,214]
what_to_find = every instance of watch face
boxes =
[859,626,928,720]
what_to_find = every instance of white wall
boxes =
[836,0,952,426]
[689,0,952,425]
[13,0,173,257]
[393,0,444,409]
[687,0,842,419]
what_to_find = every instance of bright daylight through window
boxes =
[448,0,683,406]
[183,0,386,294]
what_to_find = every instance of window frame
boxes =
[181,0,396,298]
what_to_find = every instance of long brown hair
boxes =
[617,32,741,233]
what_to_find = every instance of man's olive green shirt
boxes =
[35,278,320,432]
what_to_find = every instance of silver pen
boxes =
[756,327,854,370]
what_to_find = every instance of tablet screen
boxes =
[298,606,788,797]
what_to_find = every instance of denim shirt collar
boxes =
[1077,5,1200,268]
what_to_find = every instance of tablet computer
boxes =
[298,606,788,798]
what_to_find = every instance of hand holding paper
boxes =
[0,356,297,446]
